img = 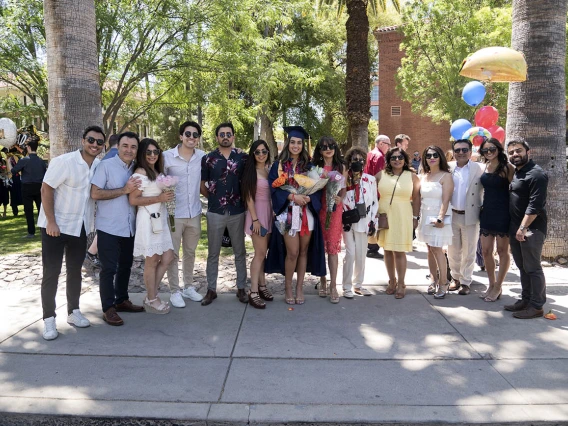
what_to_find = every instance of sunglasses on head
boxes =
[86,136,105,146]
[146,149,160,156]
[320,144,337,151]
[480,146,497,154]
[453,147,470,154]
[219,132,232,138]
[254,149,268,156]
[390,154,404,161]
[184,131,199,138]
[426,153,439,159]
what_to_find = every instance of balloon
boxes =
[475,106,499,128]
[462,81,486,107]
[460,47,527,82]
[450,119,472,140]
[0,117,18,149]
[461,126,491,146]
[487,125,505,143]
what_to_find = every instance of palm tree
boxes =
[319,0,400,150]
[506,0,568,258]
[44,0,103,157]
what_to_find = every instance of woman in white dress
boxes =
[417,145,454,299]
[129,138,175,314]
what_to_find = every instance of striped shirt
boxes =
[37,150,100,237]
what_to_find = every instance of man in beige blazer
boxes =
[447,139,484,295]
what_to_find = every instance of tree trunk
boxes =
[506,0,568,259]
[44,0,103,158]
[259,111,277,157]
[346,0,370,151]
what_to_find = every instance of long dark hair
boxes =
[384,147,413,175]
[136,138,164,181]
[241,140,271,207]
[421,145,450,174]
[480,138,508,178]
[312,136,344,172]
[277,135,310,166]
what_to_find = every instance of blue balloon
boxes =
[450,119,472,140]
[462,81,486,107]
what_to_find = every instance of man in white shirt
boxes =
[163,121,206,308]
[38,125,105,340]
[447,139,484,295]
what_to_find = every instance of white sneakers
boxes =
[67,309,91,328]
[181,286,203,302]
[43,317,58,341]
[170,291,186,308]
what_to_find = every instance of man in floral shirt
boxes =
[200,122,249,306]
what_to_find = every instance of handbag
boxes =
[356,202,366,219]
[342,209,360,225]
[144,207,163,234]
[377,173,402,231]
[426,215,452,225]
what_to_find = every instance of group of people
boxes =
[37,122,549,341]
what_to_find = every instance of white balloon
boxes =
[0,118,18,149]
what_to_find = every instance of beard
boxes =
[510,154,529,167]
[219,139,232,147]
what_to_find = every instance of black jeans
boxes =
[41,226,87,319]
[509,228,547,309]
[22,183,42,235]
[97,230,134,313]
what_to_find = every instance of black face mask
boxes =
[350,161,363,173]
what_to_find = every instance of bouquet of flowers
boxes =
[323,170,345,229]
[156,174,179,232]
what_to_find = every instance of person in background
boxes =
[102,134,119,160]
[7,153,22,216]
[394,134,410,152]
[411,151,421,172]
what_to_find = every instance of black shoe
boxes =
[236,288,248,304]
[513,306,544,319]
[201,289,217,306]
[366,251,384,259]
[448,280,461,292]
[23,233,35,239]
[85,252,101,268]
[504,299,529,312]
[458,285,470,295]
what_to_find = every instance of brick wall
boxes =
[375,28,451,156]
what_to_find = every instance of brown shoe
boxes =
[513,306,544,319]
[115,299,145,313]
[248,291,266,309]
[458,285,470,295]
[448,280,460,292]
[103,307,124,326]
[237,288,249,304]
[504,299,529,312]
[201,289,217,306]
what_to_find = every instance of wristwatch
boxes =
[519,225,526,231]
[413,215,420,220]
[436,218,442,224]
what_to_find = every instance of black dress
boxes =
[480,172,510,237]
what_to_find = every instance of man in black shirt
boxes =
[504,140,548,319]
[9,140,47,237]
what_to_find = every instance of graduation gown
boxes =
[264,161,327,277]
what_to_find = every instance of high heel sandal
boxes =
[258,285,273,301]
[484,289,502,302]
[395,282,406,299]
[427,281,437,295]
[318,279,328,298]
[144,297,170,314]
[433,282,449,299]
[329,287,340,304]
[285,286,295,305]
[386,279,397,295]
[248,291,266,309]
[479,285,494,299]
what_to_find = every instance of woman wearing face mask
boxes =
[376,147,421,299]
[341,147,378,299]
[417,145,454,299]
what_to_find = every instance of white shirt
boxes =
[38,150,100,237]
[163,145,205,219]
[451,161,471,211]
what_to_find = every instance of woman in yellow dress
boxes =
[376,147,421,299]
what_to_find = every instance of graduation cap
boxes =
[283,126,310,140]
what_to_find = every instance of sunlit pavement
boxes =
[1,244,567,425]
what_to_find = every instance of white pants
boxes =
[342,229,368,291]
[447,214,479,286]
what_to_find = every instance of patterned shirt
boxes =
[201,147,248,215]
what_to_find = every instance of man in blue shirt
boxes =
[102,134,119,160]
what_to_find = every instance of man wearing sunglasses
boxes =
[162,121,206,308]
[38,125,105,340]
[447,139,484,296]
[200,122,249,306]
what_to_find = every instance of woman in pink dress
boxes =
[313,137,346,304]
[241,140,273,309]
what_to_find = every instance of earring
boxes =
[320,156,323,161]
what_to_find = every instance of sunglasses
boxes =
[184,131,199,138]
[320,144,337,151]
[146,149,160,156]
[454,147,470,154]
[219,132,232,138]
[86,136,105,146]
[254,149,268,156]
[390,155,404,161]
[413,153,419,156]
[480,146,497,155]
[426,153,439,159]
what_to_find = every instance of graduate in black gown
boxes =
[265,126,326,305]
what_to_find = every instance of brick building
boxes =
[374,26,451,156]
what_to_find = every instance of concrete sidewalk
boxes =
[1,245,567,425]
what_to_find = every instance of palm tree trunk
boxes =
[44,0,103,158]
[506,0,568,259]
[346,0,371,150]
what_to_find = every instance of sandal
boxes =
[258,285,273,301]
[386,279,397,295]
[395,282,406,299]
[295,284,304,305]
[427,281,437,295]
[329,288,340,304]
[248,291,266,309]
[484,289,502,302]
[318,279,328,298]
[144,297,170,314]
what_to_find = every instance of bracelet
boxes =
[253,219,259,222]
[413,216,420,220]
